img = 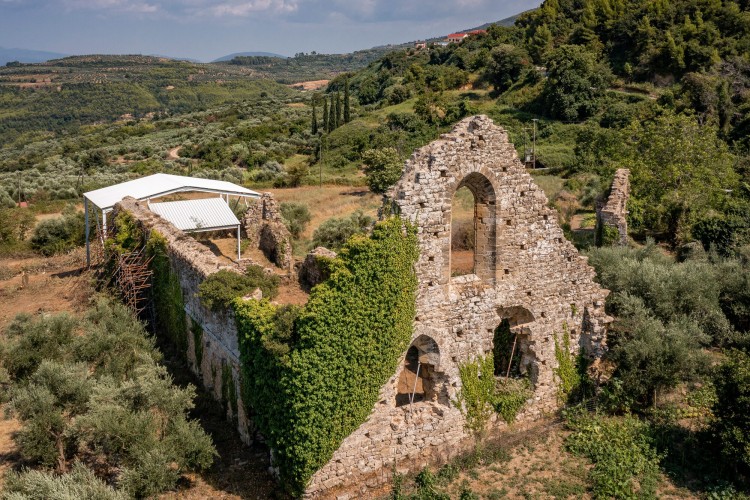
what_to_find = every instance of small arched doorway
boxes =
[396,336,441,407]
[493,306,536,379]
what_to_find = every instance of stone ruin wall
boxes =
[305,116,612,498]
[112,197,255,445]
[243,192,294,272]
[596,168,631,245]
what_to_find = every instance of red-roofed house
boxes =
[447,33,468,43]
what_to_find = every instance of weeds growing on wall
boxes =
[191,320,204,367]
[554,324,581,404]
[234,217,418,493]
[455,353,531,435]
[198,265,280,310]
[146,230,188,352]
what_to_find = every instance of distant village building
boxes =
[415,41,427,50]
[446,29,487,44]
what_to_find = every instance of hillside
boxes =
[0,2,749,497]
[212,51,287,62]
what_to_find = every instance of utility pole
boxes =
[17,171,21,204]
[532,119,538,170]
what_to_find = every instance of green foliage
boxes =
[0,296,215,496]
[492,378,531,424]
[0,207,35,248]
[198,268,265,311]
[234,217,418,493]
[712,349,750,475]
[554,325,581,403]
[455,353,531,431]
[585,243,750,408]
[486,44,530,92]
[221,363,238,418]
[280,201,311,239]
[311,210,374,250]
[145,230,188,352]
[596,222,621,247]
[540,45,613,122]
[362,147,404,195]
[30,205,86,256]
[1,313,76,380]
[455,354,496,438]
[4,461,126,500]
[565,412,661,499]
[191,320,204,367]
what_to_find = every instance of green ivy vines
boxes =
[233,217,419,494]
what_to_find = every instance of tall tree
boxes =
[322,97,329,133]
[343,79,351,123]
[335,93,342,130]
[311,97,318,135]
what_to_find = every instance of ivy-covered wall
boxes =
[233,217,418,493]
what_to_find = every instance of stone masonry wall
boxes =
[113,197,255,445]
[596,168,630,245]
[243,193,294,272]
[305,116,612,498]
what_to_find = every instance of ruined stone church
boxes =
[112,115,611,498]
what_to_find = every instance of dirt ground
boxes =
[289,79,329,91]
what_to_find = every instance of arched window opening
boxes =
[396,336,441,407]
[449,172,496,282]
[493,307,535,379]
[451,186,476,276]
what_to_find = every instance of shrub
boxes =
[198,266,280,310]
[280,202,311,239]
[4,461,125,500]
[565,412,661,499]
[30,206,86,256]
[712,349,750,475]
[311,210,373,250]
[362,147,403,195]
[0,296,216,496]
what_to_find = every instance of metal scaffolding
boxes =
[113,249,154,315]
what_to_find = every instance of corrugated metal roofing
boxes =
[83,173,260,211]
[148,197,241,232]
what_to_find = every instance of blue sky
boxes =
[0,0,541,61]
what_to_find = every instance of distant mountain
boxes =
[471,9,535,30]
[212,51,287,63]
[0,47,68,66]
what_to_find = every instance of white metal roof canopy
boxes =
[149,198,241,232]
[83,173,261,211]
[83,173,259,266]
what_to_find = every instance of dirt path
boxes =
[168,146,182,160]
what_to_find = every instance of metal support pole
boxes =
[102,210,107,237]
[237,225,241,262]
[409,361,422,409]
[506,333,519,378]
[84,197,90,268]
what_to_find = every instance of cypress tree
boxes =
[344,79,351,123]
[335,92,342,129]
[322,97,329,133]
[311,98,318,135]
